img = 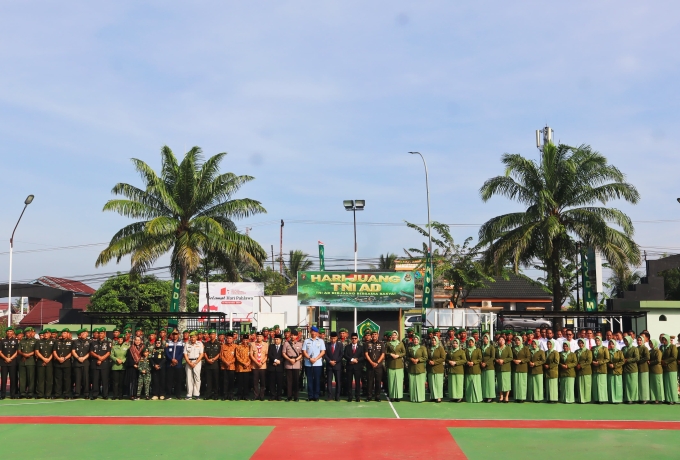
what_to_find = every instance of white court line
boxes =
[386,396,400,419]
[0,399,79,407]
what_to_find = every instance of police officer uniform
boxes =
[35,328,56,399]
[72,329,91,398]
[53,329,73,398]
[0,327,19,399]
[90,328,112,399]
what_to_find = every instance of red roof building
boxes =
[19,277,94,327]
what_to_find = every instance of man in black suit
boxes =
[324,332,344,401]
[343,332,364,402]
[267,334,285,400]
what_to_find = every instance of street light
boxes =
[409,152,432,334]
[7,194,34,326]
[344,199,365,332]
[676,198,680,204]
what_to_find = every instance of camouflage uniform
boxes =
[137,355,152,398]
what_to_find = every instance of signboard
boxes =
[357,318,380,336]
[318,241,325,271]
[199,282,265,315]
[580,249,597,312]
[168,278,180,326]
[422,251,433,310]
[296,271,415,308]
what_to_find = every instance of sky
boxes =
[1,1,680,292]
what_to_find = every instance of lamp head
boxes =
[677,198,680,204]
[408,151,420,155]
[343,199,354,210]
[24,195,34,205]
[354,199,365,210]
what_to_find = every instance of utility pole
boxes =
[536,125,554,152]
[279,219,284,274]
[271,245,275,270]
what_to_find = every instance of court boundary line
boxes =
[386,396,400,419]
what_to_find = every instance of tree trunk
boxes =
[549,250,562,311]
[178,262,188,332]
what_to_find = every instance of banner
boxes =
[318,241,325,271]
[297,271,415,308]
[581,249,597,312]
[199,282,265,315]
[169,278,180,326]
[422,251,433,310]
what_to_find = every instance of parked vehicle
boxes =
[498,316,552,331]
[404,314,423,328]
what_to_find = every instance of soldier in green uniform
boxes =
[660,334,678,404]
[71,328,91,399]
[111,335,129,400]
[528,339,546,402]
[91,328,112,400]
[136,348,152,400]
[446,338,466,402]
[53,329,73,398]
[0,327,20,399]
[464,338,482,403]
[385,331,406,402]
[621,335,639,404]
[426,335,446,403]
[558,340,577,404]
[575,338,593,404]
[480,333,496,402]
[402,328,415,394]
[406,335,427,402]
[591,336,609,404]
[511,335,530,403]
[495,336,513,403]
[17,326,37,398]
[648,339,664,403]
[636,335,650,403]
[35,328,56,399]
[203,329,221,400]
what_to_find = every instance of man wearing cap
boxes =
[184,331,204,400]
[90,328,112,400]
[165,330,184,400]
[324,331,344,401]
[203,329,221,400]
[0,327,20,399]
[17,326,37,398]
[365,330,386,402]
[35,328,56,399]
[53,329,73,398]
[302,326,325,401]
[267,334,285,400]
[344,332,364,402]
[71,328,91,399]
[220,332,237,400]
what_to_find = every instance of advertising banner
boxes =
[297,271,415,308]
[199,282,265,315]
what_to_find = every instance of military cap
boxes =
[61,328,70,333]
[339,328,348,333]
[364,328,372,333]
[24,327,34,332]
[284,328,290,333]
[318,328,326,334]
[182,330,189,334]
[112,327,120,333]
[136,326,143,331]
[273,324,280,329]
[447,327,455,332]
[208,329,216,334]
[189,331,198,336]
[5,326,13,332]
[427,327,435,333]
[124,328,132,333]
[407,327,414,333]
[330,331,338,337]
[15,328,23,334]
[363,330,372,336]
[262,327,269,332]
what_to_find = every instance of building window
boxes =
[659,315,667,322]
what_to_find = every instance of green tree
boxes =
[95,146,267,321]
[606,263,642,298]
[478,142,641,309]
[247,267,289,295]
[376,253,398,270]
[282,250,313,287]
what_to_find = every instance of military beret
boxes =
[273,325,280,329]
[24,327,34,332]
[407,327,414,333]
[208,329,216,334]
[189,331,198,336]
[284,328,291,333]
[112,327,120,333]
[182,330,189,334]
[427,327,435,333]
[136,326,143,331]
[262,327,269,332]
[218,331,225,335]
[61,328,70,333]
[15,329,23,334]
[124,328,132,333]
[339,328,348,333]
[318,328,326,333]
[447,327,455,331]
[6,326,14,332]
[364,328,372,333]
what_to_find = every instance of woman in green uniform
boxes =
[495,337,512,403]
[480,333,496,403]
[544,339,559,403]
[447,338,466,402]
[621,336,639,404]
[660,334,678,404]
[464,337,483,403]
[591,336,609,404]
[426,336,446,403]
[575,338,592,404]
[386,331,406,402]
[607,340,624,404]
[528,339,545,402]
[648,339,664,404]
[511,336,530,403]
[636,336,650,404]
[558,341,577,404]
[406,336,427,403]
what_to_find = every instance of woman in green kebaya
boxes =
[636,336,650,404]
[386,331,406,402]
[426,336,446,403]
[591,336,609,404]
[406,335,428,403]
[660,334,678,404]
[446,338,466,402]
[575,338,592,404]
[480,333,496,403]
[648,339,664,404]
[544,339,559,403]
[558,341,577,404]
[464,337,483,403]
[621,335,639,404]
[607,340,624,404]
[511,336,530,403]
[494,336,513,403]
[528,339,545,402]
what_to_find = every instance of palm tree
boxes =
[377,253,397,270]
[478,142,640,309]
[607,264,642,298]
[283,250,313,286]
[96,146,267,316]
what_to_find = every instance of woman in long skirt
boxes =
[607,340,624,404]
[660,334,678,404]
[544,339,559,403]
[621,336,639,404]
[511,336,530,403]
[385,331,406,402]
[636,336,650,404]
[406,336,428,403]
[480,333,496,403]
[648,339,664,404]
[464,338,483,403]
[591,336,609,404]
[558,341,577,404]
[426,336,446,403]
[447,338,466,402]
[495,337,513,403]
[528,340,545,402]
[575,338,592,404]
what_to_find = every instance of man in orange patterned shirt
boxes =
[220,333,237,400]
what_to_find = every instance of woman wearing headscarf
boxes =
[464,337,483,403]
[648,339,664,404]
[607,340,624,404]
[426,336,446,403]
[636,335,650,404]
[575,338,592,404]
[660,334,678,404]
[558,340,577,404]
[480,333,496,403]
[511,336,530,403]
[621,335,639,404]
[386,331,406,402]
[591,336,609,404]
[543,339,559,403]
[446,338,466,402]
[406,336,428,403]
[528,339,545,402]
[495,336,513,403]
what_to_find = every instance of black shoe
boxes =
[394,399,400,402]
[375,398,380,402]
[294,397,299,401]
[356,398,360,402]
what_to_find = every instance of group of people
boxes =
[1,323,679,406]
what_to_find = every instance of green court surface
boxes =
[450,428,679,460]
[0,425,273,458]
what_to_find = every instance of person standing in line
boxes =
[267,334,285,401]
[480,333,496,403]
[203,329,221,401]
[385,331,406,402]
[126,336,144,399]
[495,336,513,403]
[136,348,152,400]
[591,336,610,404]
[660,334,678,404]
[544,339,559,403]
[17,327,37,399]
[648,339,664,404]
[464,337,483,403]
[558,340,577,404]
[249,331,268,401]
[636,335,650,404]
[110,336,128,400]
[365,330,385,402]
[150,338,166,400]
[184,331,204,400]
[283,330,303,401]
[324,332,343,401]
[406,336,427,403]
[528,339,546,403]
[607,340,624,404]
[235,335,252,401]
[165,331,184,400]
[53,329,73,399]
[575,338,592,404]
[511,336,530,403]
[426,335,446,403]
[71,329,92,399]
[622,336,639,404]
[447,338,465,403]
[343,332,364,402]
[0,327,20,399]
[219,332,237,400]
[35,328,56,399]
[90,328,111,400]
[302,326,326,402]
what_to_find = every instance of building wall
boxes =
[646,309,680,340]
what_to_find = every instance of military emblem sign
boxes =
[357,318,380,336]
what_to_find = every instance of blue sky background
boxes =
[1,1,680,291]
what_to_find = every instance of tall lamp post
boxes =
[409,152,432,335]
[8,194,35,326]
[344,199,365,332]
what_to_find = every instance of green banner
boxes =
[297,271,415,308]
[318,242,325,271]
[169,278,180,326]
[423,251,433,310]
[581,249,597,311]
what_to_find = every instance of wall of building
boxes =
[646,309,680,339]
